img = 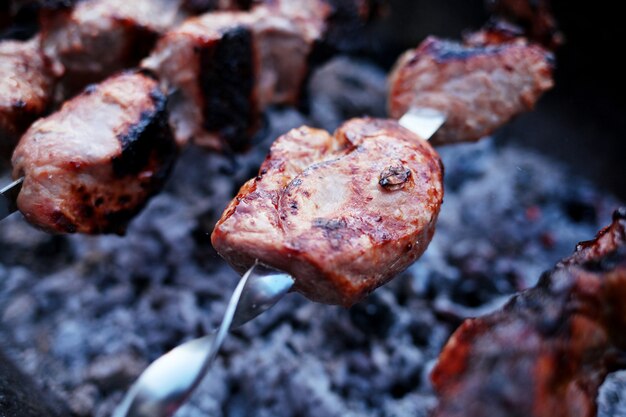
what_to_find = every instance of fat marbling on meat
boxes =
[388,31,554,146]
[12,70,177,234]
[212,118,444,306]
[0,36,54,154]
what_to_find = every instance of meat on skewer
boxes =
[11,70,177,234]
[0,36,55,155]
[143,0,381,151]
[39,0,187,97]
[212,118,444,306]
[388,28,554,146]
[431,208,626,417]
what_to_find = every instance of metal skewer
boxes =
[111,108,447,417]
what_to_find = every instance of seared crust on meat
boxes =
[12,70,177,234]
[431,208,626,417]
[0,37,54,154]
[143,12,258,150]
[212,118,444,306]
[40,0,184,97]
[388,34,554,145]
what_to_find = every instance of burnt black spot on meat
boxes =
[379,164,411,191]
[199,26,255,152]
[112,86,177,179]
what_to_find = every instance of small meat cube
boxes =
[0,37,55,154]
[143,8,319,150]
[143,0,381,151]
[40,0,185,96]
[388,34,554,145]
[12,70,177,234]
[431,208,626,417]
[212,118,444,306]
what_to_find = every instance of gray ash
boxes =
[0,56,624,417]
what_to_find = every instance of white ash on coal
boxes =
[0,56,624,417]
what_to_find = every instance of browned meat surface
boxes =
[0,37,54,155]
[143,0,380,151]
[40,0,185,97]
[388,34,554,146]
[212,118,443,306]
[486,0,562,49]
[431,207,626,417]
[11,70,177,234]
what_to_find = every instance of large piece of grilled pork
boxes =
[431,208,626,417]
[388,29,554,146]
[12,70,177,234]
[212,118,444,306]
[0,36,54,155]
[143,0,379,151]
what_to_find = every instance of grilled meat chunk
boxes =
[144,11,262,150]
[12,70,177,234]
[431,208,626,417]
[388,34,554,146]
[0,37,54,154]
[39,0,185,97]
[144,0,379,151]
[212,118,444,306]
[486,0,562,49]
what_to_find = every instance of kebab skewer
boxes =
[115,25,555,416]
[0,0,382,229]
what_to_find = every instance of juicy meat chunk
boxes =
[431,208,626,417]
[143,0,380,151]
[12,70,177,234]
[486,0,562,49]
[143,11,258,150]
[0,37,54,154]
[388,34,554,145]
[40,0,185,97]
[212,118,444,306]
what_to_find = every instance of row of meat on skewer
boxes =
[1,0,556,305]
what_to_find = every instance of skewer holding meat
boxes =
[431,208,626,417]
[212,118,444,306]
[11,70,177,234]
[388,26,554,146]
[212,25,555,306]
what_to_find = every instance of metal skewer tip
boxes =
[113,263,294,417]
